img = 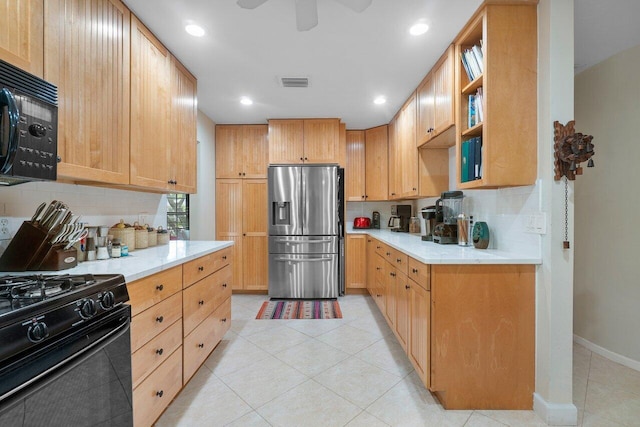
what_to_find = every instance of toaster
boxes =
[353,217,371,229]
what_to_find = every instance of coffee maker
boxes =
[420,206,437,241]
[432,191,464,244]
[389,205,411,232]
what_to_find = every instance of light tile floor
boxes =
[156,294,640,427]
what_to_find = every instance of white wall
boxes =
[189,110,217,240]
[574,45,640,362]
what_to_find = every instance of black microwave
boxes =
[0,59,58,186]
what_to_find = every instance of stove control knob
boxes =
[28,322,49,342]
[100,291,116,310]
[79,299,97,319]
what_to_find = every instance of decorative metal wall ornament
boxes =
[553,120,596,249]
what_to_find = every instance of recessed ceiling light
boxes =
[185,24,205,37]
[240,96,253,106]
[373,96,387,105]
[409,22,429,36]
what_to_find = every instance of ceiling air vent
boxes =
[280,77,309,88]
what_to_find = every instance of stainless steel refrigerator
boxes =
[268,164,344,299]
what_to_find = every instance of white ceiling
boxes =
[123,0,640,129]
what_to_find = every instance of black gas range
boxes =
[0,273,133,426]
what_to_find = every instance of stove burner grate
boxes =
[0,274,97,301]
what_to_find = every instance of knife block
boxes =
[0,221,76,271]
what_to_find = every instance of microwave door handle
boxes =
[0,88,20,174]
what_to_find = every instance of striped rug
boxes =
[256,300,342,320]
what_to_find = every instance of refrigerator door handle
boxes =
[274,238,333,244]
[274,256,333,262]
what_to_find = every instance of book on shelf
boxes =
[461,140,470,182]
[471,45,484,74]
[468,94,477,128]
[475,87,484,123]
[473,137,482,180]
[460,52,473,81]
[468,137,476,181]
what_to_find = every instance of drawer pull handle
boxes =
[156,284,164,291]
[390,272,396,277]
[156,316,164,323]
[412,268,418,274]
[156,390,164,398]
[198,343,204,348]
[198,300,204,305]
[376,246,381,249]
[221,318,227,322]
[396,258,401,263]
[376,267,381,271]
[222,255,227,260]
[405,285,411,289]
[386,252,390,256]
[198,266,204,272]
[222,283,227,288]
[156,348,163,355]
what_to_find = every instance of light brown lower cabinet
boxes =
[363,237,535,410]
[127,246,233,427]
[345,234,367,289]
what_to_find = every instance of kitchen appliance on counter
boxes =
[420,206,437,241]
[389,204,411,232]
[0,273,132,426]
[353,217,371,229]
[433,191,464,244]
[268,165,344,299]
[1,59,58,186]
[371,211,381,229]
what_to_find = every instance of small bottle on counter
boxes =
[121,244,129,257]
[111,243,121,258]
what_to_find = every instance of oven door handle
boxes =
[0,309,130,404]
[0,88,20,174]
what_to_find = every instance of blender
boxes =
[432,191,464,244]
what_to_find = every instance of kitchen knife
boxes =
[47,209,67,234]
[30,202,46,223]
[38,201,58,228]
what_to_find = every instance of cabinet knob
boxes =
[412,268,418,274]
[198,300,204,305]
[221,318,227,322]
[156,390,164,398]
[413,187,417,191]
[376,246,381,249]
[391,192,396,196]
[222,255,227,260]
[362,195,365,199]
[222,283,227,288]
[198,343,204,348]
[300,157,304,161]
[238,172,242,176]
[386,252,390,256]
[156,348,164,355]
[390,272,396,277]
[243,233,246,236]
[376,267,381,271]
[304,157,308,161]
[405,285,411,290]
[156,316,164,323]
[198,266,204,271]
[396,258,401,263]
[365,195,368,199]
[156,284,164,291]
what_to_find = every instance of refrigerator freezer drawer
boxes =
[269,253,339,299]
[269,235,338,255]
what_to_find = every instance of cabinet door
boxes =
[130,16,171,190]
[45,0,130,184]
[0,0,43,76]
[170,57,197,193]
[345,234,367,289]
[303,119,340,163]
[366,237,376,296]
[387,116,400,199]
[345,130,365,201]
[242,125,269,178]
[398,93,418,198]
[215,179,243,290]
[433,46,454,134]
[409,279,430,388]
[364,125,388,201]
[417,73,435,146]
[242,180,268,290]
[215,125,243,178]
[385,266,396,327]
[268,119,304,164]
[396,271,410,351]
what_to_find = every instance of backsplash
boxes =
[0,181,167,255]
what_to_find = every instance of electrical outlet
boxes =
[138,212,149,226]
[0,218,11,240]
[524,213,547,234]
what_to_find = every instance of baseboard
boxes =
[573,334,640,372]
[533,393,578,426]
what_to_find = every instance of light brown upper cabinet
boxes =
[216,125,268,179]
[345,130,365,201]
[365,126,389,201]
[387,115,399,199]
[130,16,197,193]
[417,45,455,148]
[268,119,342,165]
[395,93,419,199]
[0,0,43,77]
[45,0,130,184]
[170,57,197,193]
[455,3,537,189]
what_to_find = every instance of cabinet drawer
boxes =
[132,320,182,389]
[374,240,387,258]
[127,266,182,316]
[408,257,430,291]
[183,297,231,383]
[183,264,232,336]
[389,247,408,275]
[131,292,182,352]
[183,247,233,288]
[133,347,182,427]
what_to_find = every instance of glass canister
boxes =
[409,217,421,233]
[457,213,470,246]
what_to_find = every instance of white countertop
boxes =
[348,228,541,265]
[12,241,234,282]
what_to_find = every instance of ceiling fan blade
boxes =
[295,0,318,31]
[333,0,372,13]
[237,0,269,9]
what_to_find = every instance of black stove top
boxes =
[0,273,129,364]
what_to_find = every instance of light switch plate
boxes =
[524,213,546,234]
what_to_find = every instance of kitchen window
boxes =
[167,193,189,240]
